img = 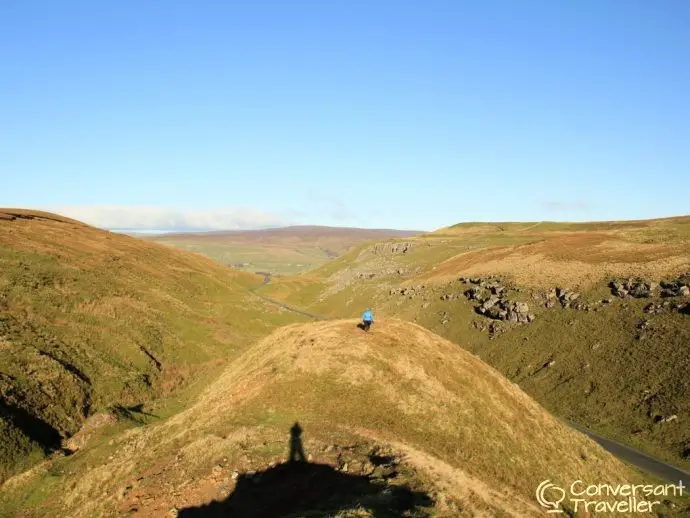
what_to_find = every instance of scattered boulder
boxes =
[455,277,536,325]
[471,320,487,332]
[465,286,486,301]
[534,287,588,310]
[389,285,426,298]
[479,297,499,313]
[611,275,690,299]
[644,300,689,315]
[488,321,505,339]
[655,415,679,424]
[372,242,413,255]
[555,287,581,307]
[478,298,534,324]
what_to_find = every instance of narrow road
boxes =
[564,420,689,486]
[252,273,689,486]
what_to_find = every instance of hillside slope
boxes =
[4,319,674,517]
[259,216,690,470]
[0,209,301,482]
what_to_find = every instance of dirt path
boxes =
[251,275,688,486]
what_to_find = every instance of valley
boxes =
[145,226,421,276]
[1,211,688,516]
[258,216,690,473]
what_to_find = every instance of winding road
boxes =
[252,274,689,487]
[565,420,688,486]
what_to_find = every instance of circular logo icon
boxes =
[536,480,566,513]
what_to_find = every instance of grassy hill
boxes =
[4,319,675,517]
[2,212,687,516]
[0,209,302,483]
[259,216,690,470]
[145,225,421,275]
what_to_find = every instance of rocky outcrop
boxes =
[456,277,535,324]
[477,298,535,324]
[610,274,690,299]
[371,242,413,255]
[389,285,426,299]
[532,288,582,308]
[643,300,690,315]
[610,279,658,298]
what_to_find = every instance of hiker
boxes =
[361,308,374,331]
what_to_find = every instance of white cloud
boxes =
[48,205,298,230]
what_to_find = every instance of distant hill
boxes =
[145,225,423,275]
[146,224,421,241]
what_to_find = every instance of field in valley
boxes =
[145,226,421,276]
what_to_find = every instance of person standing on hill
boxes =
[361,308,374,331]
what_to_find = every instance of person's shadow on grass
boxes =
[288,422,306,463]
[178,421,431,517]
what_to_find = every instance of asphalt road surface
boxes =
[565,420,688,486]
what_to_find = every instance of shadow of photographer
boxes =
[179,421,431,517]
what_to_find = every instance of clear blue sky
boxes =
[2,1,689,230]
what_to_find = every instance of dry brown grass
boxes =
[4,319,646,517]
[420,229,690,288]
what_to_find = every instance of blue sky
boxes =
[2,1,689,231]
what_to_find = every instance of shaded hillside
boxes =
[259,216,690,469]
[4,320,670,517]
[0,209,301,482]
[146,225,421,275]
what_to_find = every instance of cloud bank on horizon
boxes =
[38,199,682,232]
[51,205,297,231]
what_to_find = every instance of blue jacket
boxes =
[362,310,373,322]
